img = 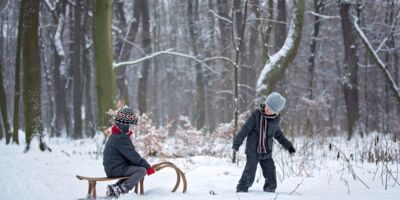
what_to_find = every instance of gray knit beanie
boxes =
[265,92,286,113]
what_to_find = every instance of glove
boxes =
[288,146,296,155]
[147,167,155,176]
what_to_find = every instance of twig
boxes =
[289,178,304,195]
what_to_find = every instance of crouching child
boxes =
[232,92,296,193]
[103,106,155,198]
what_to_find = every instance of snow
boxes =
[256,12,296,92]
[1,132,399,200]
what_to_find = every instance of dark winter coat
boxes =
[232,110,293,156]
[103,133,150,178]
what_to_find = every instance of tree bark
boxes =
[0,55,11,143]
[93,0,116,128]
[307,0,324,99]
[274,0,287,52]
[72,0,83,138]
[256,0,306,95]
[188,0,206,129]
[217,0,233,122]
[22,0,46,151]
[340,2,360,140]
[115,0,142,103]
[12,0,26,144]
[52,1,68,137]
[138,0,152,114]
[82,0,95,137]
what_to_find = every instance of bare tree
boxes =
[339,1,360,140]
[138,0,152,114]
[188,0,206,129]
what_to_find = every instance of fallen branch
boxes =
[289,178,304,195]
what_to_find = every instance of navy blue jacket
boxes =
[103,133,150,177]
[232,110,293,155]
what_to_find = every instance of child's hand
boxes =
[147,167,155,176]
[288,146,296,155]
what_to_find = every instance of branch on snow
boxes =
[353,17,400,104]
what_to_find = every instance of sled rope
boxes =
[76,161,187,199]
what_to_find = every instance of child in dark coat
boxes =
[103,106,155,198]
[232,92,296,193]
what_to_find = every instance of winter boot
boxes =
[106,184,116,198]
[263,182,276,193]
[236,185,249,193]
[106,183,129,198]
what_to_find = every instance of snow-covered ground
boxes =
[1,133,399,200]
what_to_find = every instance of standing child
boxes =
[103,106,155,198]
[232,92,296,193]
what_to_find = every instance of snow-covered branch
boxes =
[353,17,400,104]
[208,8,232,24]
[306,11,340,20]
[256,0,306,93]
[113,50,235,74]
[43,0,56,12]
[113,49,174,68]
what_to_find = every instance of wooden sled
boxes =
[76,161,187,199]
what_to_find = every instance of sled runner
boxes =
[76,161,187,199]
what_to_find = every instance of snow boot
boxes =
[236,185,249,193]
[106,183,128,199]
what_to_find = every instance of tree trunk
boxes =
[82,0,95,137]
[253,0,274,65]
[93,0,116,128]
[72,0,83,138]
[52,1,68,137]
[138,0,152,114]
[22,0,46,151]
[0,55,11,143]
[115,0,142,103]
[274,0,287,52]
[12,0,26,144]
[217,0,233,123]
[340,2,360,140]
[308,0,324,99]
[188,0,206,129]
[256,0,306,95]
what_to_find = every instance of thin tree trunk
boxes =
[253,0,273,66]
[93,0,116,128]
[72,0,83,138]
[245,0,261,106]
[82,0,95,137]
[0,56,11,143]
[308,0,324,99]
[232,0,248,163]
[22,0,46,151]
[12,0,26,144]
[217,0,232,123]
[274,0,287,52]
[115,0,142,103]
[340,2,360,140]
[188,0,206,129]
[52,1,68,137]
[138,0,152,114]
